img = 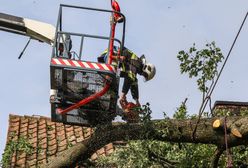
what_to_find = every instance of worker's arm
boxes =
[111,55,125,61]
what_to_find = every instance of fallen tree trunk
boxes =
[44,116,248,168]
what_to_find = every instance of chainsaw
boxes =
[119,99,142,123]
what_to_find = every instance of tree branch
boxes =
[211,147,224,168]
[44,116,248,167]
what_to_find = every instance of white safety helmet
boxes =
[140,55,156,82]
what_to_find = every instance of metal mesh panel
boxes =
[65,70,110,106]
[51,66,118,126]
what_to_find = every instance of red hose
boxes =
[57,84,110,115]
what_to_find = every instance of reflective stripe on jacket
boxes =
[121,48,140,82]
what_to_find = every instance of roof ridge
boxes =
[9,114,50,120]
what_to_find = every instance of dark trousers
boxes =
[122,76,139,100]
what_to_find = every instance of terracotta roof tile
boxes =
[10,120,20,127]
[48,138,56,146]
[29,122,38,129]
[58,138,67,147]
[28,153,37,160]
[57,145,67,153]
[10,116,20,122]
[105,148,114,155]
[69,135,76,141]
[3,114,117,167]
[83,128,93,138]
[76,136,85,143]
[16,157,26,167]
[47,149,57,156]
[71,140,77,146]
[105,143,114,151]
[97,147,105,156]
[91,153,98,161]
[27,159,37,167]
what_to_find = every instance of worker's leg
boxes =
[130,81,140,106]
[121,76,131,100]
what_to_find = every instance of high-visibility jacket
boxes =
[98,46,118,67]
[120,47,143,100]
[98,47,142,83]
[120,48,143,83]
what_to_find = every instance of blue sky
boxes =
[0,0,248,160]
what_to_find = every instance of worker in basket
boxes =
[98,46,156,122]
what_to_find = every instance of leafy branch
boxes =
[177,41,224,101]
[177,41,224,140]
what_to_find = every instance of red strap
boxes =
[112,1,120,12]
[112,1,122,21]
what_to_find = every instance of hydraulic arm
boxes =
[0,12,55,45]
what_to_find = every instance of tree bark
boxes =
[211,147,224,168]
[44,116,248,168]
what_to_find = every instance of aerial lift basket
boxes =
[50,4,125,126]
[50,58,119,126]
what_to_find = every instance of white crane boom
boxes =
[0,12,55,45]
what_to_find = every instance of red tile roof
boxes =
[4,114,116,167]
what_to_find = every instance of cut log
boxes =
[213,119,222,129]
[231,127,242,138]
